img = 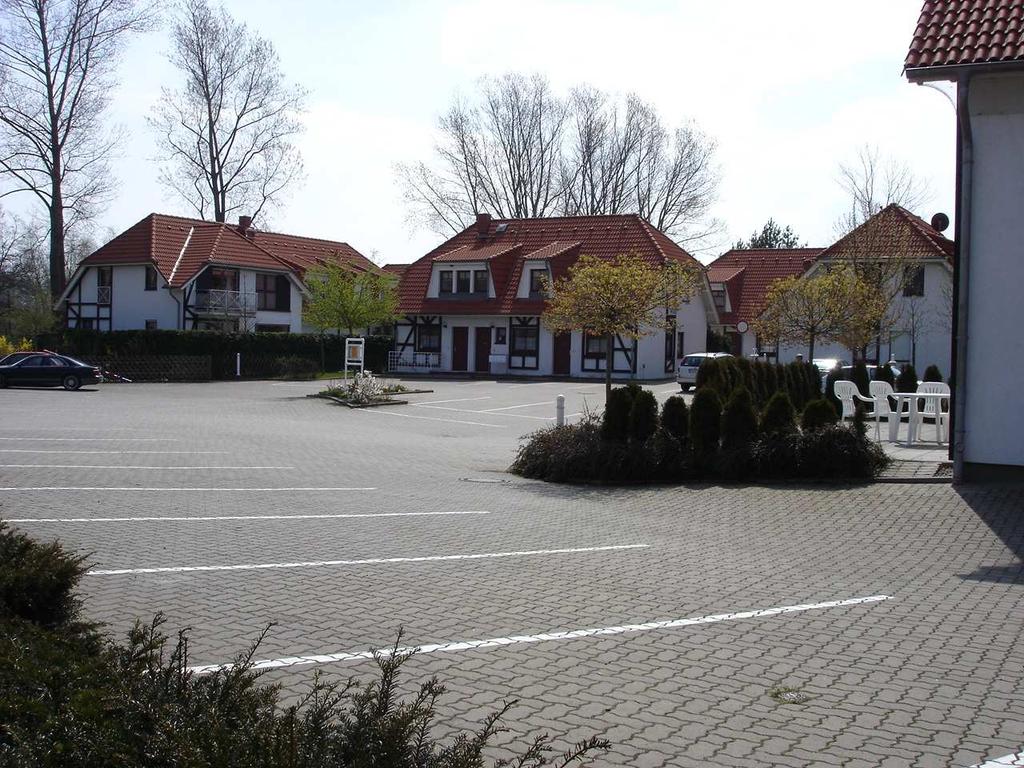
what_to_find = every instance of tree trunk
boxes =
[604,332,614,403]
[48,180,65,301]
[808,333,816,363]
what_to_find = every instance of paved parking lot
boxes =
[1,378,1022,767]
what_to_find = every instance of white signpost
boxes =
[344,337,365,380]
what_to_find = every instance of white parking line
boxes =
[87,543,649,576]
[410,396,492,405]
[0,464,295,470]
[352,408,504,428]
[412,404,552,421]
[189,594,892,674]
[0,486,377,492]
[0,450,228,454]
[9,510,490,523]
[0,437,175,442]
[967,754,1024,767]
[479,401,554,412]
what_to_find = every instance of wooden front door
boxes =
[474,327,490,373]
[553,332,571,375]
[452,326,468,371]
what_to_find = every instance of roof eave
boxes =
[905,59,1024,83]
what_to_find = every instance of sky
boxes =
[7,0,957,265]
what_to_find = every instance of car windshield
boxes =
[681,356,706,367]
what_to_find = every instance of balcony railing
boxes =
[387,351,440,372]
[193,289,257,315]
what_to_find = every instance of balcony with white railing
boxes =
[387,350,440,372]
[193,289,257,315]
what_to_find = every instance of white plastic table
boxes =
[890,392,951,446]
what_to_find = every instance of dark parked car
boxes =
[0,353,101,390]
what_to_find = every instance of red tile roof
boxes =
[433,241,523,262]
[78,213,375,288]
[705,248,823,327]
[815,204,954,264]
[397,214,701,316]
[905,0,1024,76]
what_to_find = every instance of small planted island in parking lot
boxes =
[511,356,890,484]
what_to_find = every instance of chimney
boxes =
[238,215,253,237]
[475,212,492,239]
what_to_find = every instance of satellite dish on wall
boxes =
[931,212,950,232]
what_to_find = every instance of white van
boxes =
[676,352,733,391]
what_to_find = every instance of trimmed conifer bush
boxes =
[736,356,755,394]
[689,388,722,458]
[824,369,843,414]
[876,363,896,387]
[760,391,797,436]
[602,386,634,441]
[721,387,759,450]
[805,362,822,398]
[763,362,778,398]
[695,358,721,391]
[851,360,871,397]
[923,364,943,382]
[801,398,839,433]
[897,364,919,393]
[628,389,658,442]
[660,396,689,442]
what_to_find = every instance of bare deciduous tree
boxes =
[397,73,568,235]
[0,0,153,299]
[835,145,931,235]
[151,0,305,224]
[397,74,720,247]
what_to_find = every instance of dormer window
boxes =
[474,269,488,294]
[456,270,471,293]
[439,271,453,294]
[711,286,726,311]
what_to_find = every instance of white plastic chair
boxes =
[833,380,874,421]
[868,380,907,441]
[915,381,950,443]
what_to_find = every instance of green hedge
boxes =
[34,329,393,379]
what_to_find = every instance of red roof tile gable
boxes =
[398,214,701,316]
[906,0,1024,76]
[705,248,824,327]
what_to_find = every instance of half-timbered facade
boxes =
[392,213,717,379]
[57,213,375,332]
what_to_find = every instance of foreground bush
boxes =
[760,391,797,436]
[660,396,689,442]
[897,364,919,393]
[0,523,608,767]
[923,364,943,383]
[689,388,722,461]
[628,389,658,442]
[602,386,634,441]
[801,398,839,433]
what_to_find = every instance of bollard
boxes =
[236,352,241,378]
[556,394,565,426]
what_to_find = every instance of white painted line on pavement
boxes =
[967,754,1024,767]
[11,510,490,523]
[87,543,649,576]
[479,401,555,412]
[352,408,504,428]
[410,396,492,405]
[0,450,228,454]
[413,404,552,421]
[0,437,175,442]
[0,486,377,492]
[189,594,892,674]
[0,464,295,470]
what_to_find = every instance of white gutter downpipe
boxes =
[952,76,974,484]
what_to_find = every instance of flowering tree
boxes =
[543,254,702,399]
[754,265,882,362]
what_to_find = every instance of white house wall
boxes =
[962,72,1024,468]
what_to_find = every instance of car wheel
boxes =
[62,374,81,391]
[679,384,687,392]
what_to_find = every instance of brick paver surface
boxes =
[1,379,1021,767]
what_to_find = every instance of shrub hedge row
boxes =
[696,357,821,411]
[33,329,394,378]
[512,386,888,485]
